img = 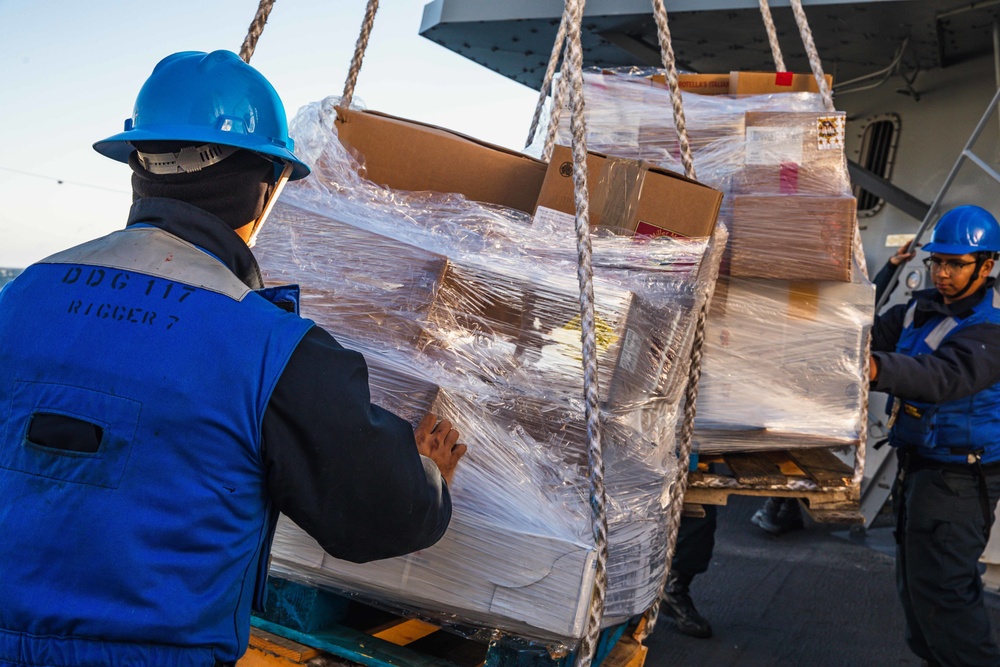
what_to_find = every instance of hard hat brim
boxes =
[94,126,311,181]
[922,241,1000,255]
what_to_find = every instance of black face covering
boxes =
[128,142,275,230]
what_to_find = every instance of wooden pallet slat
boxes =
[762,451,809,477]
[684,445,862,524]
[787,448,854,488]
[723,452,787,486]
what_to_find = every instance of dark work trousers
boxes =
[672,504,718,580]
[893,455,1000,667]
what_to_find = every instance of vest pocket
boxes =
[2,380,140,488]
[28,412,104,453]
[892,401,938,450]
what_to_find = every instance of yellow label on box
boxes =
[817,116,846,150]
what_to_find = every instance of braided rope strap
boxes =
[554,1,609,666]
[341,0,381,109]
[543,56,573,162]
[758,0,787,72]
[788,0,834,112]
[525,8,571,150]
[650,0,696,181]
[239,0,277,63]
[637,0,711,642]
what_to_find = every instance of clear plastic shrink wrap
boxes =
[554,69,856,281]
[554,69,873,452]
[696,276,873,453]
[252,97,725,647]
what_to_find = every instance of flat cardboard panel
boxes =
[730,71,834,95]
[333,107,548,214]
[651,72,732,95]
[651,71,834,96]
[729,195,856,282]
[536,145,721,239]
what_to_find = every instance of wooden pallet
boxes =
[237,578,647,667]
[683,447,862,524]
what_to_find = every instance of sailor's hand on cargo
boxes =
[889,240,917,266]
[415,413,467,484]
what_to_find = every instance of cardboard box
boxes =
[257,103,713,646]
[260,204,690,409]
[535,144,722,239]
[695,276,873,453]
[650,71,834,96]
[271,510,669,642]
[736,111,850,196]
[651,72,732,95]
[333,107,548,214]
[363,351,442,428]
[730,71,834,95]
[728,195,857,281]
[424,262,692,409]
[256,202,447,347]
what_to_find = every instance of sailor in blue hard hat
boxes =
[869,204,1000,666]
[94,49,311,245]
[0,50,464,667]
[918,204,1000,302]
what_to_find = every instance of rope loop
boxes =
[342,0,381,108]
[526,10,571,150]
[758,0,787,72]
[239,0,277,64]
[788,0,835,112]
[650,0,695,181]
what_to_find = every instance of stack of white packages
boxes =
[253,97,725,648]
[556,70,874,453]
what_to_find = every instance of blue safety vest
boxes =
[0,226,313,666]
[889,285,1000,464]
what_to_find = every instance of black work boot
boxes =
[661,571,712,638]
[751,497,804,536]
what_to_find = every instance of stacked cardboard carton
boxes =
[556,70,874,453]
[253,99,724,645]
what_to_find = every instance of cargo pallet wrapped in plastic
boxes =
[554,69,873,455]
[253,97,725,650]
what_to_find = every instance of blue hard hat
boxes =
[922,205,1000,255]
[94,50,309,180]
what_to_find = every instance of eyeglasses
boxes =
[922,257,977,274]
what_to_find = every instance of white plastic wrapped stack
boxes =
[557,69,874,453]
[253,97,724,647]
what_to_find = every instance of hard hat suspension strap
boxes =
[137,143,239,175]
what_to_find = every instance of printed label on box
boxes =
[551,315,621,363]
[817,116,846,150]
[745,127,804,165]
[619,328,642,374]
[634,220,686,238]
[532,205,577,230]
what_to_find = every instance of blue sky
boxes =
[0,0,540,267]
